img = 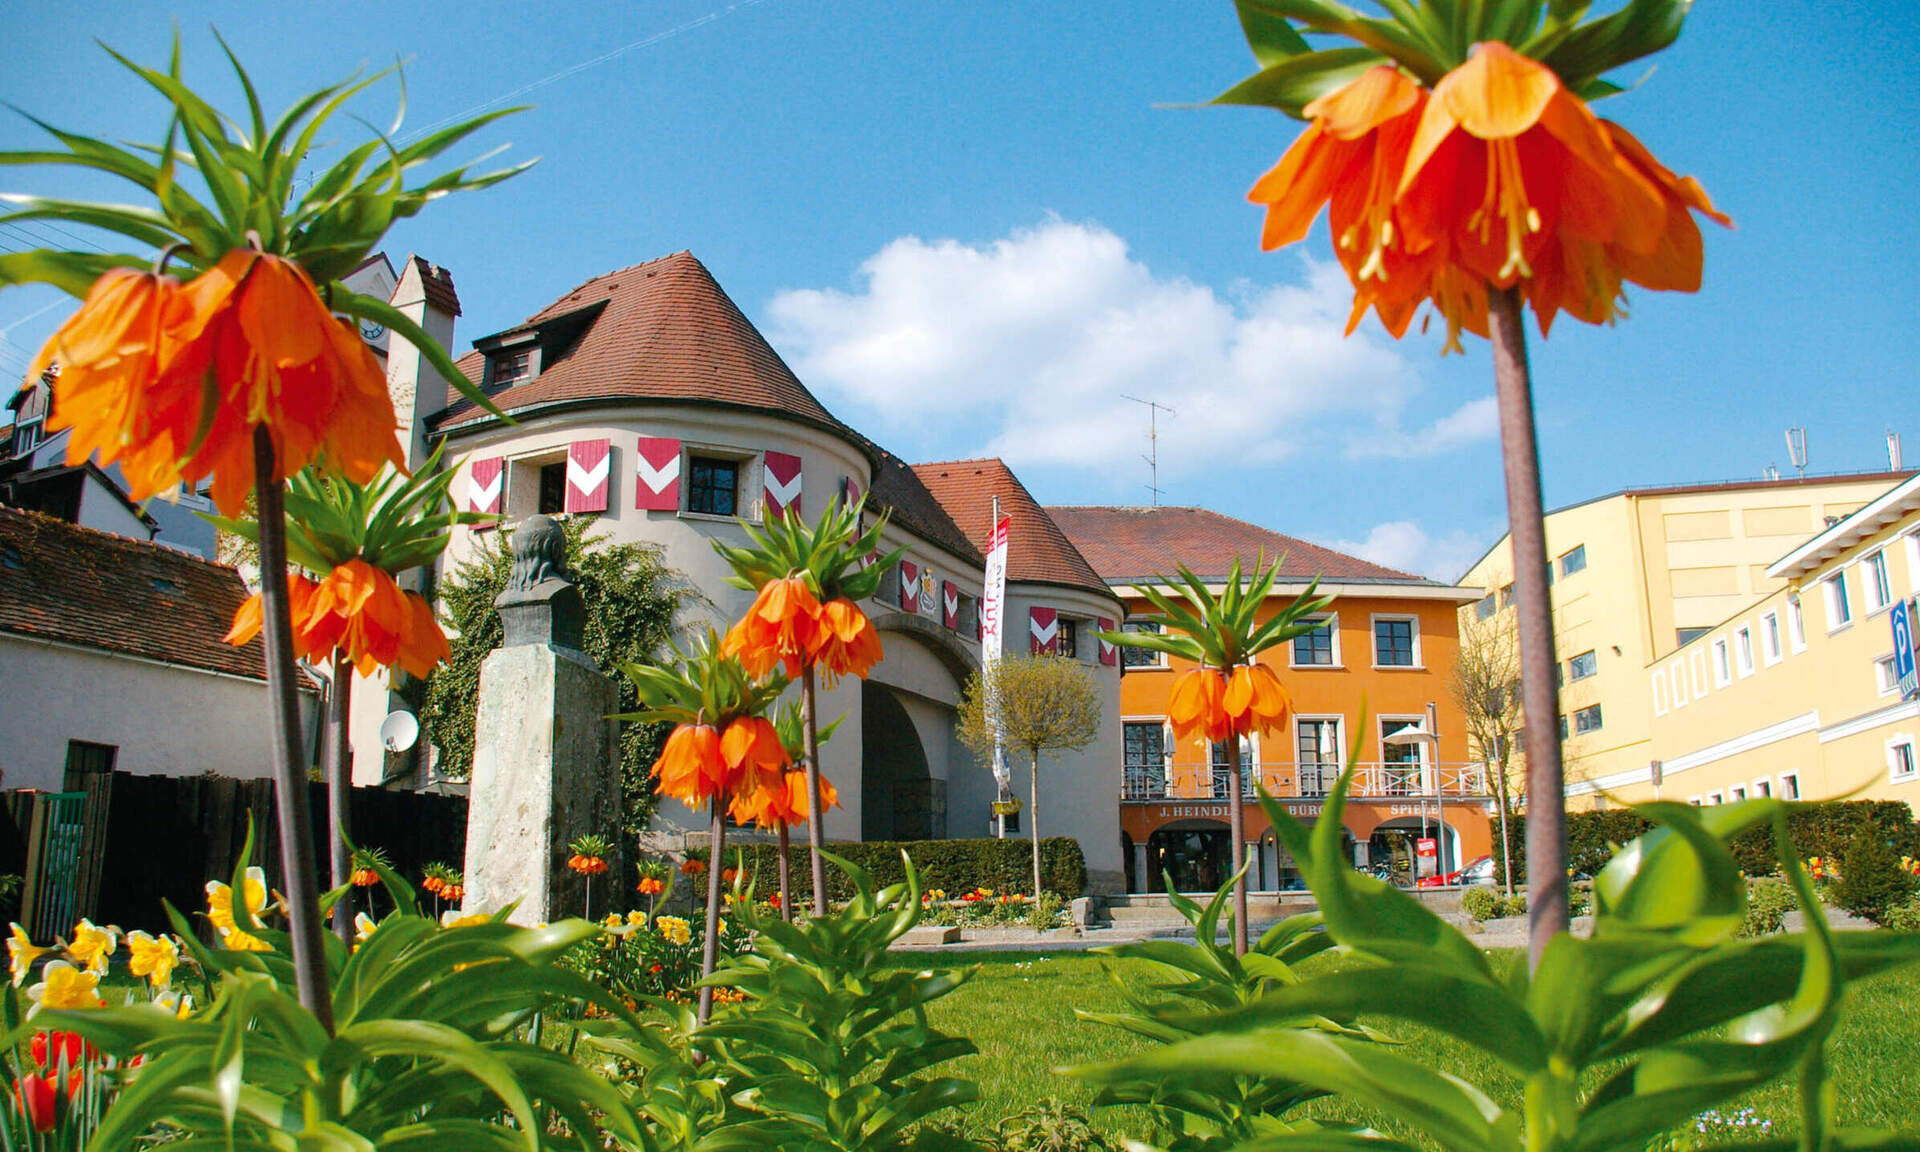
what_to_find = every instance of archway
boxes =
[1368,816,1456,884]
[1146,819,1232,894]
[860,682,935,841]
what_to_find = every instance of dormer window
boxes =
[491,348,532,386]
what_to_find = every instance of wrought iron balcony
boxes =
[1121,760,1491,802]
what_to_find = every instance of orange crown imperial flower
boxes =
[811,598,884,684]
[225,560,450,679]
[1223,663,1292,737]
[732,765,841,830]
[1167,668,1234,744]
[723,576,825,679]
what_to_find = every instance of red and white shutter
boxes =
[942,581,961,630]
[1097,617,1118,666]
[840,475,864,509]
[764,451,802,519]
[899,560,920,613]
[1029,607,1059,655]
[564,438,610,513]
[468,457,504,521]
[634,437,681,511]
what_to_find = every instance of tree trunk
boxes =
[1226,731,1248,956]
[327,652,354,944]
[253,428,334,1032]
[698,799,725,1026]
[777,821,793,922]
[1487,287,1567,971]
[1028,751,1042,902]
[801,666,828,917]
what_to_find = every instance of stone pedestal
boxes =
[462,516,621,923]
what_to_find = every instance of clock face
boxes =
[359,319,387,343]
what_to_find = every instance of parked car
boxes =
[1416,855,1495,888]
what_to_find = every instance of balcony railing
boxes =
[1121,760,1490,802]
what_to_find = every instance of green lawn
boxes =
[916,947,1920,1145]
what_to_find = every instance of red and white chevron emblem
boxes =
[764,451,802,519]
[942,581,960,630]
[1029,607,1059,655]
[468,457,504,516]
[565,439,610,513]
[1097,617,1118,666]
[899,561,919,613]
[634,437,681,511]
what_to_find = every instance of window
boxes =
[1573,704,1603,734]
[1707,792,1723,806]
[1825,571,1852,630]
[1652,672,1669,716]
[1293,616,1338,666]
[7,419,40,458]
[1499,584,1515,609]
[687,455,740,516]
[1670,664,1688,708]
[1122,722,1167,800]
[61,740,117,792]
[1475,593,1496,621]
[1557,714,1569,741]
[1888,736,1918,783]
[1761,612,1782,665]
[1787,595,1807,652]
[1756,779,1772,798]
[1780,772,1801,801]
[1568,650,1598,681]
[537,461,566,515]
[1735,627,1754,677]
[1057,618,1079,659]
[1712,638,1732,687]
[1210,740,1253,800]
[1864,550,1893,612]
[1380,718,1427,796]
[1296,719,1342,797]
[1876,655,1900,697]
[1676,627,1711,647]
[1373,616,1418,667]
[1120,621,1165,668]
[489,348,532,386]
[1559,544,1588,577]
[1730,786,1746,802]
[1691,650,1709,700]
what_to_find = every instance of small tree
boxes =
[957,654,1102,900]
[1453,597,1523,896]
[1834,826,1918,926]
[424,518,687,838]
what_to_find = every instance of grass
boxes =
[912,945,1920,1145]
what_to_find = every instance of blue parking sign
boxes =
[1892,598,1919,701]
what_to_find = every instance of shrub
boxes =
[1833,826,1918,925]
[1029,891,1065,930]
[988,1099,1112,1152]
[1739,878,1796,937]
[731,837,1087,900]
[1881,895,1920,932]
[1500,892,1528,919]
[1461,886,1500,922]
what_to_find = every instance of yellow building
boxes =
[1599,473,1920,806]
[1459,471,1909,798]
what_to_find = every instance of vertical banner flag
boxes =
[899,560,920,613]
[764,451,802,519]
[468,457,504,521]
[564,438,610,513]
[634,437,681,510]
[981,514,1012,800]
[942,580,961,630]
[1097,617,1118,666]
[1029,607,1059,655]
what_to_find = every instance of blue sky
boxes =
[4,2,1917,581]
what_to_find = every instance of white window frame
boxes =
[1734,626,1755,678]
[1567,649,1598,681]
[1369,613,1422,670]
[1293,715,1347,797]
[1712,638,1732,688]
[1887,734,1918,784]
[1290,613,1342,669]
[1688,796,1704,806]
[1670,664,1688,708]
[1825,571,1852,632]
[1754,778,1773,799]
[1876,654,1900,698]
[1905,531,1920,597]
[1787,594,1808,653]
[1760,611,1783,666]
[679,443,761,522]
[1378,715,1433,770]
[1863,550,1893,613]
[1730,785,1747,802]
[1651,671,1669,716]
[1779,771,1801,801]
[1691,650,1710,700]
[1707,792,1723,805]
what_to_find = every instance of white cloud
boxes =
[1346,395,1499,459]
[767,218,1450,483]
[1329,521,1491,583]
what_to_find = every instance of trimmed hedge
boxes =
[1494,799,1920,885]
[722,836,1088,901]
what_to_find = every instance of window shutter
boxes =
[898,560,920,613]
[942,581,960,630]
[840,475,864,509]
[764,451,802,519]
[564,438,610,513]
[634,437,681,510]
[468,457,504,520]
[1097,616,1118,666]
[1029,607,1059,655]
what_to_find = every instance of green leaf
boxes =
[1235,0,1314,66]
[1213,48,1387,118]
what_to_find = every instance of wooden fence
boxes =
[8,773,467,937]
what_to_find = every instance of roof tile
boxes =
[912,459,1110,599]
[1044,505,1435,587]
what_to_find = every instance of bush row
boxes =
[1493,799,1920,885]
[720,836,1087,900]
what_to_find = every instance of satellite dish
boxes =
[380,710,420,752]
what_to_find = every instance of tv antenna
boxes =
[1121,394,1175,506]
[1784,427,1808,477]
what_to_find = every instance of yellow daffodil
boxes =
[8,924,49,987]
[125,931,178,989]
[27,961,103,1014]
[154,988,193,1019]
[64,919,117,975]
[219,926,272,952]
[602,912,625,929]
[205,867,271,933]
[353,912,377,945]
[626,910,648,928]
[438,910,490,929]
[656,916,691,946]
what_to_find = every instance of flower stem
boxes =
[801,665,828,917]
[1226,729,1248,956]
[326,651,353,945]
[253,426,334,1032]
[777,821,793,922]
[1487,286,1567,970]
[698,799,725,1026]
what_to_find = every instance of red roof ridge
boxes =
[911,459,1111,600]
[1045,504,1435,587]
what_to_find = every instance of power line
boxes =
[0,218,109,254]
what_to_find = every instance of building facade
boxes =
[1049,506,1489,892]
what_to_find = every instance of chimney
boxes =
[385,255,462,473]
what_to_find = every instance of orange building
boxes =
[1049,506,1492,893]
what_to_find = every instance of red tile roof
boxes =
[0,507,271,680]
[434,252,848,440]
[912,459,1111,599]
[410,255,461,317]
[1044,505,1434,587]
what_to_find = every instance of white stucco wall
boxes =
[0,635,318,791]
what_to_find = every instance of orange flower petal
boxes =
[1435,41,1559,140]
